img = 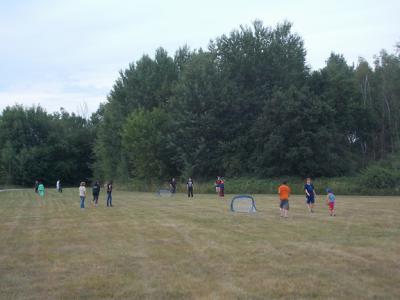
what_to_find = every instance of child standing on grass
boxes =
[38,181,45,197]
[304,177,316,213]
[215,176,221,195]
[79,182,86,209]
[326,189,336,216]
[219,178,225,197]
[278,181,291,218]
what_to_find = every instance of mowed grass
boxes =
[0,189,399,300]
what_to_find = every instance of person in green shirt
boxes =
[38,182,45,197]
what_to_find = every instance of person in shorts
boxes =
[304,177,316,213]
[326,188,336,216]
[278,181,291,218]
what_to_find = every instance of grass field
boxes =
[0,189,399,299]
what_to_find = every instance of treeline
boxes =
[0,106,94,185]
[93,21,400,181]
[1,20,400,187]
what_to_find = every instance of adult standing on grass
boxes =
[187,177,194,198]
[278,181,291,218]
[56,179,62,193]
[38,181,45,197]
[304,177,316,213]
[92,181,100,207]
[106,181,113,207]
[170,178,177,194]
[79,182,86,209]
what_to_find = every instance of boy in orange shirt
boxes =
[278,181,291,218]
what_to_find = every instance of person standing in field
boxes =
[304,177,316,213]
[219,178,225,197]
[187,177,194,198]
[79,182,86,209]
[56,179,62,193]
[106,181,113,207]
[92,181,100,207]
[326,188,336,216]
[38,181,45,197]
[170,178,177,194]
[215,176,221,196]
[278,181,291,218]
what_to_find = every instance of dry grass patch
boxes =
[0,189,399,299]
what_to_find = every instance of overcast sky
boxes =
[0,0,399,115]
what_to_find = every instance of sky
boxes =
[0,0,399,115]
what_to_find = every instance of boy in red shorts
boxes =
[326,188,336,216]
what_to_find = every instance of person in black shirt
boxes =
[92,181,100,207]
[170,178,177,194]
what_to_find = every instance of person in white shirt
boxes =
[56,179,62,193]
[79,182,86,209]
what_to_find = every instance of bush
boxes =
[359,165,400,189]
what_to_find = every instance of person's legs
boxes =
[109,194,112,206]
[190,187,193,197]
[284,200,289,217]
[106,193,110,207]
[307,197,314,213]
[80,196,85,209]
[329,202,335,216]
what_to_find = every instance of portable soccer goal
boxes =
[157,188,173,197]
[230,195,257,213]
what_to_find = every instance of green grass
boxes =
[0,189,399,299]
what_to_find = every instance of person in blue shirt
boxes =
[326,188,336,216]
[304,177,316,213]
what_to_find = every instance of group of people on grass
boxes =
[79,181,113,209]
[34,180,114,209]
[168,176,225,198]
[278,177,336,218]
[215,176,225,197]
[35,176,336,215]
[169,177,194,197]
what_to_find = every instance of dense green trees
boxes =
[1,20,399,185]
[0,106,94,186]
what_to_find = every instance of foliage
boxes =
[2,20,400,188]
[0,106,94,186]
